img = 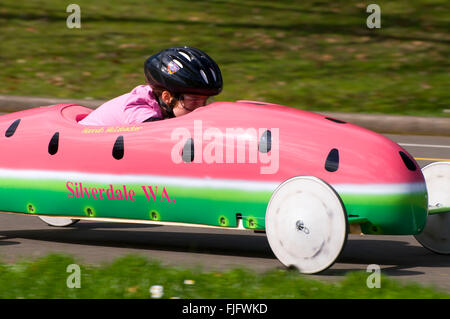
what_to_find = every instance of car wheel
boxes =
[38,216,80,227]
[415,161,450,254]
[265,176,348,274]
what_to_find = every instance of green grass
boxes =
[0,254,448,299]
[0,0,449,116]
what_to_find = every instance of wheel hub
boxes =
[295,220,310,234]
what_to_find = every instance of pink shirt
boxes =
[79,85,162,126]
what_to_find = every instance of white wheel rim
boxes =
[415,161,450,254]
[266,176,347,274]
[38,216,79,227]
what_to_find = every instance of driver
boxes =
[79,46,223,125]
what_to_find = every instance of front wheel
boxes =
[265,176,348,274]
[414,161,450,254]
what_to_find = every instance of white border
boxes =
[0,168,426,195]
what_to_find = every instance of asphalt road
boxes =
[0,133,449,292]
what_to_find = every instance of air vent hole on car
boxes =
[48,132,59,155]
[258,130,272,153]
[113,136,124,160]
[325,148,339,172]
[182,138,194,162]
[5,119,21,137]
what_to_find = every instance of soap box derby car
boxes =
[0,100,448,274]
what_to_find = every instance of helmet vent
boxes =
[173,59,183,68]
[179,51,191,61]
[210,68,217,81]
[200,69,208,84]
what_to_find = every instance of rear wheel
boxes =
[265,176,348,274]
[38,216,80,227]
[414,161,450,254]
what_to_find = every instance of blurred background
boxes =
[0,0,448,116]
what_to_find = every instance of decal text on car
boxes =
[170,120,279,174]
[81,126,144,134]
[66,181,175,203]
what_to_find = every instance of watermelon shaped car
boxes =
[0,101,448,274]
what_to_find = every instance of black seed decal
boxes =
[325,117,346,124]
[113,136,124,160]
[325,148,339,172]
[399,151,416,171]
[5,119,21,137]
[182,138,194,163]
[48,132,59,155]
[258,130,272,153]
[244,101,267,105]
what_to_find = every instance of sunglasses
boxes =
[179,95,212,111]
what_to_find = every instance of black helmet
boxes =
[144,46,223,96]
